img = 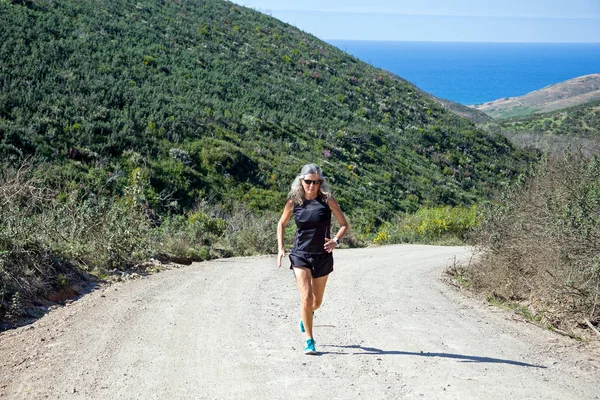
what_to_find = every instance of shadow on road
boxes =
[320,344,546,368]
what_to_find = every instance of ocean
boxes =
[327,41,600,105]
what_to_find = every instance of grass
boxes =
[486,294,544,324]
[447,264,473,289]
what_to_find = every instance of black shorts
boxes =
[289,252,334,278]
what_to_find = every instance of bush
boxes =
[0,163,153,323]
[154,208,227,261]
[468,151,600,330]
[372,205,479,245]
[154,201,280,261]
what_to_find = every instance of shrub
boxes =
[0,163,154,323]
[468,151,600,330]
[154,201,280,261]
[211,203,279,257]
[155,209,227,261]
[372,205,479,245]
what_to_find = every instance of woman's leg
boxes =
[311,274,329,311]
[293,267,314,339]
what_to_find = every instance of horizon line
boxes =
[260,8,600,21]
[324,39,600,44]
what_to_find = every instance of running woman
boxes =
[277,164,349,354]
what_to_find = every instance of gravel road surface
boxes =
[1,244,598,399]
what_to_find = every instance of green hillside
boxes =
[488,100,600,137]
[0,0,534,223]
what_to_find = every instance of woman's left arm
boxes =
[325,198,349,252]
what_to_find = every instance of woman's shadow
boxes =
[319,344,546,368]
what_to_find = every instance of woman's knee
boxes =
[312,297,323,310]
[301,292,315,309]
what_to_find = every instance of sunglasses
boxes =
[302,178,322,185]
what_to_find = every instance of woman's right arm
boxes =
[277,199,294,268]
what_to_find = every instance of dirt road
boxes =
[1,245,598,399]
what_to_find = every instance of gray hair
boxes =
[288,163,332,205]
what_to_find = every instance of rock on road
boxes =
[1,245,598,399]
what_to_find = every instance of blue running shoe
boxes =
[304,338,317,355]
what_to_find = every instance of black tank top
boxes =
[292,197,332,255]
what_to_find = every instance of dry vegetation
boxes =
[505,133,600,157]
[0,163,282,328]
[462,150,600,335]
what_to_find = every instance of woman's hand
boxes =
[324,238,337,253]
[277,248,286,268]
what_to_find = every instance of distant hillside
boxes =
[491,100,600,137]
[431,97,493,124]
[0,0,534,223]
[472,74,600,119]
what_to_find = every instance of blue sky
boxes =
[229,0,600,42]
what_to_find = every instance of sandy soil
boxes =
[1,244,598,399]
